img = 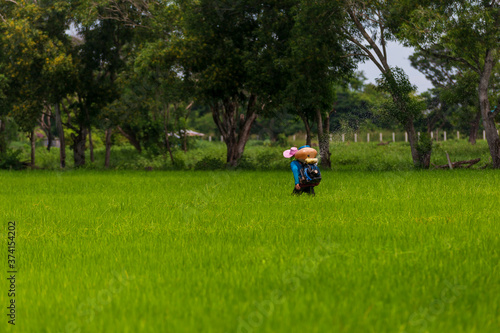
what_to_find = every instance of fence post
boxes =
[431,131,434,139]
[444,131,447,141]
[293,135,296,141]
[367,133,370,142]
[355,133,357,142]
[209,136,212,142]
[379,133,383,142]
[483,130,486,140]
[392,132,395,142]
[221,136,223,142]
[457,131,460,140]
[405,132,408,142]
[342,134,345,142]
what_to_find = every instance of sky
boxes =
[356,41,434,93]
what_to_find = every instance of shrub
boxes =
[0,149,25,170]
[255,151,280,170]
[275,133,288,147]
[236,155,256,170]
[194,156,225,170]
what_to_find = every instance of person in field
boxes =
[283,145,322,195]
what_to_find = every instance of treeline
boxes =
[0,0,499,170]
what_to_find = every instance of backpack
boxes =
[299,162,321,186]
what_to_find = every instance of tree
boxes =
[177,0,296,167]
[340,0,432,168]
[66,3,136,167]
[107,39,189,166]
[284,0,355,168]
[0,0,75,167]
[90,1,187,166]
[399,0,500,167]
[330,73,392,134]
[0,70,10,154]
[410,46,487,144]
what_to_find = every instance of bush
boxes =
[275,133,288,147]
[236,155,256,170]
[255,151,280,170]
[171,152,187,170]
[0,149,25,170]
[116,154,166,170]
[194,156,225,170]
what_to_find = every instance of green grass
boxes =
[0,170,499,333]
[11,138,493,171]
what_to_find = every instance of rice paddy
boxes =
[0,169,499,332]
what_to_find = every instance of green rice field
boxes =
[1,170,499,332]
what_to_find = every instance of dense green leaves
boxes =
[397,0,500,166]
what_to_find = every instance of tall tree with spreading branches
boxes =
[398,0,500,167]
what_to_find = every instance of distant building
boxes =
[168,130,205,138]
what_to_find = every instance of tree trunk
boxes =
[163,105,175,165]
[479,49,500,168]
[316,109,331,169]
[268,118,276,142]
[0,117,6,154]
[405,119,431,168]
[29,129,36,168]
[54,103,66,169]
[300,115,312,146]
[117,126,142,153]
[182,102,193,153]
[89,127,95,163]
[183,132,188,153]
[469,109,481,145]
[40,109,53,152]
[387,80,431,169]
[46,117,53,152]
[212,95,259,167]
[105,128,113,169]
[72,127,87,168]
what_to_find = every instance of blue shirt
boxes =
[291,160,302,185]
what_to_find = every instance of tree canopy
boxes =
[1,0,498,169]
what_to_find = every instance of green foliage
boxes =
[0,148,25,170]
[0,0,497,171]
[275,133,288,147]
[417,132,433,165]
[410,47,489,134]
[376,67,423,121]
[399,1,499,56]
[7,137,494,171]
[397,0,499,164]
[177,0,291,104]
[280,0,355,127]
[0,73,7,104]
[235,155,256,170]
[194,156,226,170]
[331,73,392,132]
[0,0,76,131]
